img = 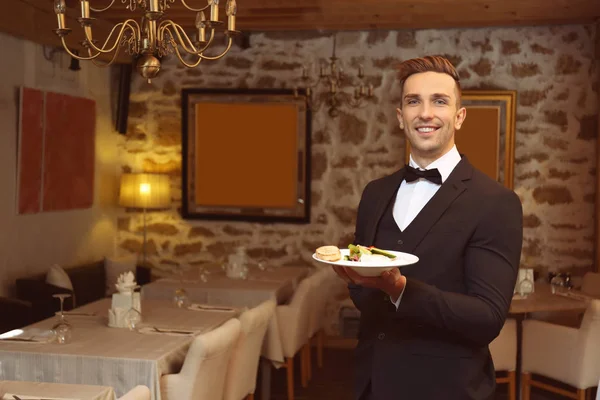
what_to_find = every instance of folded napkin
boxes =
[3,394,80,400]
[0,329,54,344]
[188,303,236,312]
[137,326,197,336]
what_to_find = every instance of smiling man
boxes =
[331,56,523,400]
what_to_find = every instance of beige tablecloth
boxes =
[144,266,310,306]
[0,380,115,400]
[0,299,236,400]
[142,266,310,364]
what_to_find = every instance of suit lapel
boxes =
[401,157,473,253]
[365,169,405,245]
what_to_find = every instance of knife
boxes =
[191,305,235,311]
[153,327,194,335]
[0,337,37,342]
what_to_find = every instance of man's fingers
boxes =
[382,269,407,290]
[381,268,400,283]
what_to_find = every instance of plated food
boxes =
[315,245,342,262]
[312,244,419,277]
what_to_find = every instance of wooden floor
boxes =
[256,347,593,400]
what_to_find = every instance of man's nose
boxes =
[419,103,434,119]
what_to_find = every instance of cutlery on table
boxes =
[0,337,37,342]
[190,304,235,311]
[152,327,194,335]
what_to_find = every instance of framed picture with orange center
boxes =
[405,90,516,190]
[181,88,311,223]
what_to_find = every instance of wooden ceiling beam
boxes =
[1,0,131,64]
[154,14,596,32]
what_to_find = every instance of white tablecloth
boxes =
[144,266,310,306]
[0,380,115,400]
[141,266,310,364]
[0,299,236,400]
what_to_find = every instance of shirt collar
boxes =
[408,145,461,183]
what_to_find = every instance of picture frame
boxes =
[405,90,516,189]
[181,88,311,223]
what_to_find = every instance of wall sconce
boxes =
[296,33,375,118]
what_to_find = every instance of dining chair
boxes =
[581,273,600,297]
[118,385,151,400]
[489,318,517,400]
[306,268,339,380]
[160,318,242,400]
[521,299,600,400]
[223,299,277,400]
[276,273,318,400]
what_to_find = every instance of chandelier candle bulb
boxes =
[196,12,207,42]
[210,0,220,22]
[54,0,66,29]
[149,0,159,12]
[226,0,236,31]
[80,0,90,18]
[368,84,374,97]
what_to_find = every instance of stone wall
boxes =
[118,24,598,332]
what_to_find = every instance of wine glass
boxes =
[173,288,190,308]
[124,286,142,330]
[173,268,190,308]
[52,293,73,344]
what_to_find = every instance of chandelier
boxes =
[52,0,240,83]
[297,34,374,118]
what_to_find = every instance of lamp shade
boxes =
[119,173,171,209]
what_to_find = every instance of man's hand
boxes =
[344,267,407,302]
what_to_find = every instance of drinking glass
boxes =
[52,293,73,344]
[173,288,190,308]
[173,268,190,308]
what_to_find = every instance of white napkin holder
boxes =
[108,292,142,328]
[514,268,535,295]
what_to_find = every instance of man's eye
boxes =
[434,99,447,105]
[406,99,418,105]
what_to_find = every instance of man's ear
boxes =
[455,107,467,130]
[396,107,403,124]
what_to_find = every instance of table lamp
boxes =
[119,173,170,266]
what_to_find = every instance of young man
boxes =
[332,56,523,400]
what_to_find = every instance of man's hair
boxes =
[397,55,462,108]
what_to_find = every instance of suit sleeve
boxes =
[394,189,523,346]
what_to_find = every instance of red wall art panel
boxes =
[17,87,96,214]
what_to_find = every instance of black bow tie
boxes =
[404,164,442,185]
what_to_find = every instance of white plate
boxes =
[312,248,419,277]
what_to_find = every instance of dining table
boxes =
[0,298,237,400]
[0,380,115,400]
[508,283,593,400]
[141,265,311,400]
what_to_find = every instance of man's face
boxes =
[397,71,466,165]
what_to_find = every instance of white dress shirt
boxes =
[391,145,462,308]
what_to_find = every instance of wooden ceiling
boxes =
[3,0,600,63]
[60,0,600,31]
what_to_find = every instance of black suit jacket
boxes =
[350,157,523,400]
